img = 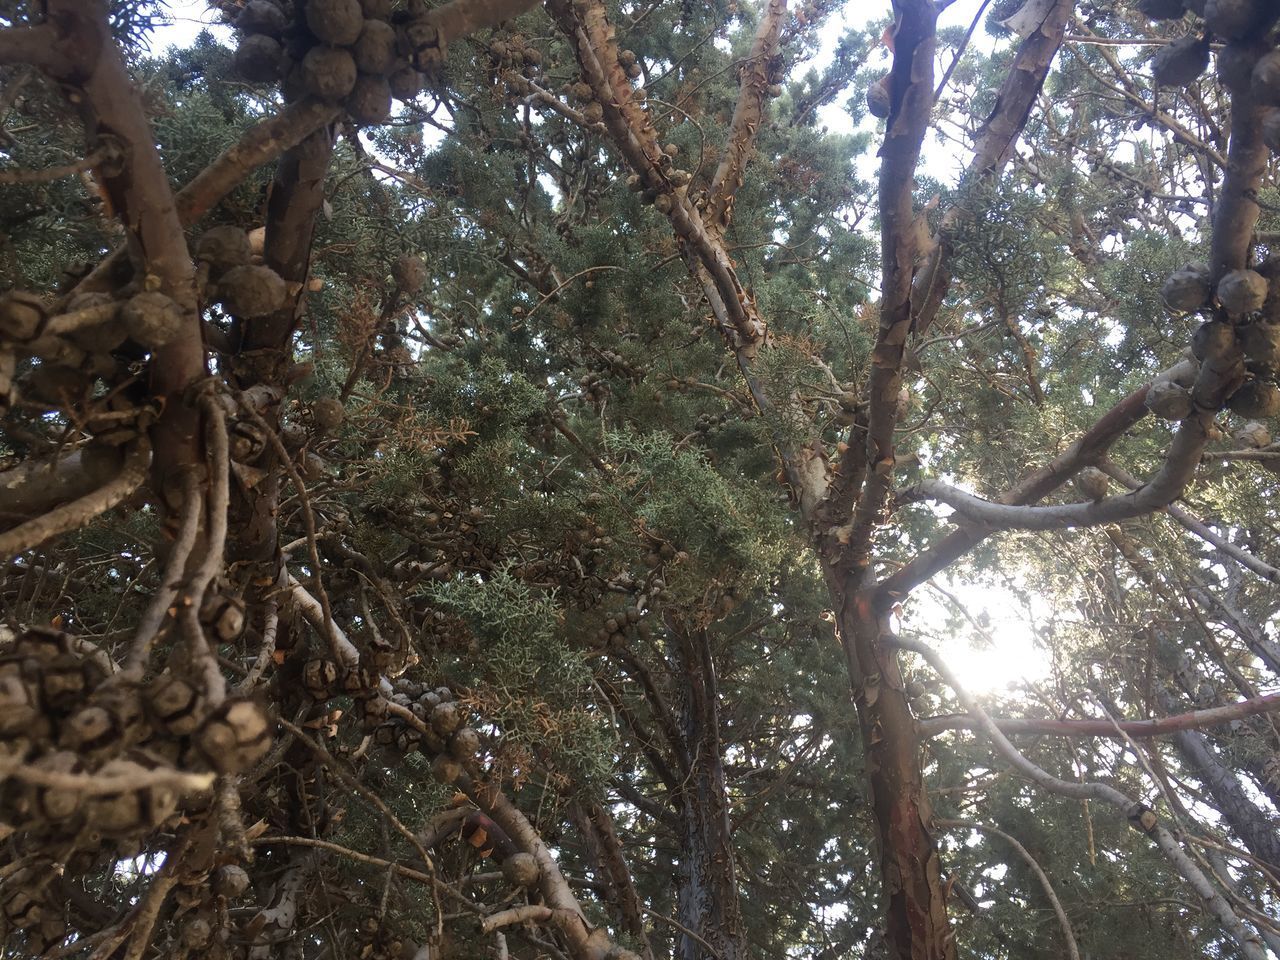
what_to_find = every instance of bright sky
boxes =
[148,0,1051,695]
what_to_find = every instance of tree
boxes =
[1,0,1280,958]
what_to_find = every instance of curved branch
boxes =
[919,693,1280,739]
[0,443,127,522]
[1102,461,1280,586]
[0,24,68,71]
[0,439,149,557]
[899,634,1269,960]
[704,0,788,236]
[936,818,1079,960]
[879,371,1155,599]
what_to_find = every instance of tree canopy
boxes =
[2,0,1280,958]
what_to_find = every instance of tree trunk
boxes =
[1169,722,1280,880]
[669,624,745,960]
[832,577,954,960]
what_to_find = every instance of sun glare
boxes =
[904,581,1055,695]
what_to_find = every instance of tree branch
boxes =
[842,0,938,570]
[935,818,1079,960]
[42,0,204,505]
[0,439,149,557]
[911,0,1071,338]
[919,693,1280,739]
[0,24,67,71]
[1102,461,1280,586]
[704,0,787,237]
[899,634,1269,960]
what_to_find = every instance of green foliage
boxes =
[419,569,616,793]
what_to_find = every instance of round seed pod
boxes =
[195,699,272,774]
[434,686,454,703]
[1162,264,1208,313]
[0,290,46,340]
[195,225,252,273]
[236,0,288,35]
[1216,41,1258,91]
[430,700,462,737]
[1073,466,1110,501]
[395,726,421,754]
[88,756,178,836]
[0,671,41,738]
[388,63,422,100]
[582,101,604,123]
[146,675,203,737]
[361,0,393,16]
[61,704,121,757]
[502,852,539,888]
[1192,320,1234,361]
[1138,0,1190,16]
[280,420,308,450]
[123,291,184,349]
[200,592,246,642]
[235,33,285,82]
[1233,420,1271,447]
[361,695,390,724]
[1206,0,1276,38]
[62,292,125,352]
[305,0,364,46]
[1240,321,1280,368]
[312,396,345,431]
[214,864,251,899]
[353,19,397,75]
[39,653,104,712]
[25,363,85,405]
[653,193,673,215]
[346,73,393,124]
[1151,34,1209,87]
[301,46,359,102]
[218,264,288,317]
[1146,379,1194,419]
[343,666,378,697]
[302,658,339,699]
[181,917,213,950]
[1263,109,1280,152]
[1254,51,1280,106]
[31,750,83,822]
[3,889,44,929]
[430,753,461,784]
[393,253,427,291]
[14,626,73,663]
[1217,268,1268,315]
[1228,379,1280,418]
[449,727,481,760]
